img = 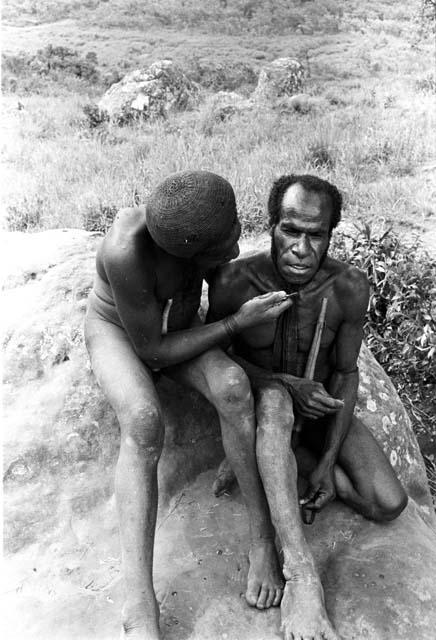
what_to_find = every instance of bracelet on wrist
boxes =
[223,315,239,339]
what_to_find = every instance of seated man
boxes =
[208,174,408,640]
[85,170,293,640]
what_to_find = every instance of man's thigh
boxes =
[338,416,405,501]
[85,318,160,417]
[164,347,246,406]
[302,414,403,501]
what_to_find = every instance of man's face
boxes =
[194,218,241,269]
[272,184,332,285]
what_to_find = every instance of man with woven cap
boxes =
[85,170,292,639]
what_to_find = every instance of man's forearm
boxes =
[135,318,235,369]
[321,370,358,467]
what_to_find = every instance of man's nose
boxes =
[292,234,310,258]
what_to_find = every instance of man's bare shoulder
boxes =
[98,207,148,259]
[96,206,152,280]
[213,249,271,292]
[209,249,271,316]
[328,257,369,322]
[104,206,147,247]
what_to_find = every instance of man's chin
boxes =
[278,265,315,285]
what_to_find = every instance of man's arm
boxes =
[208,264,344,417]
[104,239,292,370]
[301,268,369,515]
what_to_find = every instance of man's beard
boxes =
[270,233,330,292]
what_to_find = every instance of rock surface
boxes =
[98,60,197,124]
[252,57,305,104]
[3,230,436,640]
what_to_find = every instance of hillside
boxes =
[2,0,435,475]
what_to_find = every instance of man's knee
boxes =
[209,364,252,416]
[257,386,294,433]
[370,489,408,522]
[119,401,164,458]
[354,484,408,522]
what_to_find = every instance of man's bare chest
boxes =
[240,291,343,355]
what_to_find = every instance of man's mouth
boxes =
[287,264,311,271]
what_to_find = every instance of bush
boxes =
[186,58,257,93]
[82,102,110,129]
[332,224,436,438]
[2,46,100,94]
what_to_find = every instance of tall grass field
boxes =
[2,0,436,496]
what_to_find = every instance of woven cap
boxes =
[146,171,237,258]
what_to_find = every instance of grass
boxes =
[2,0,436,499]
[3,86,435,235]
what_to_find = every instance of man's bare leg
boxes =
[301,415,407,522]
[86,319,163,640]
[167,348,284,609]
[255,382,339,640]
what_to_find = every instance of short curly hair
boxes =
[267,174,342,232]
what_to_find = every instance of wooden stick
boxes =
[294,297,329,434]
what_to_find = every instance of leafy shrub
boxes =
[186,58,257,92]
[332,224,436,436]
[2,46,100,94]
[82,102,110,129]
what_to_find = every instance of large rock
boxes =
[98,60,197,124]
[252,57,305,104]
[3,230,436,640]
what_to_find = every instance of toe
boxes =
[272,587,283,606]
[245,583,260,607]
[256,584,269,609]
[265,587,276,609]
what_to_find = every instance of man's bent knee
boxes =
[366,488,408,522]
[209,365,252,416]
[119,402,164,457]
[371,490,408,522]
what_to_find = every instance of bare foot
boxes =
[245,540,284,609]
[121,599,162,640]
[280,577,340,640]
[213,457,237,496]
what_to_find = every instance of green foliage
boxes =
[82,102,109,129]
[185,58,257,92]
[2,46,100,94]
[332,225,436,430]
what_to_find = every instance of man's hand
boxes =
[234,291,294,329]
[282,377,344,419]
[299,463,336,524]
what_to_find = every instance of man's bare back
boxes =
[85,171,295,639]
